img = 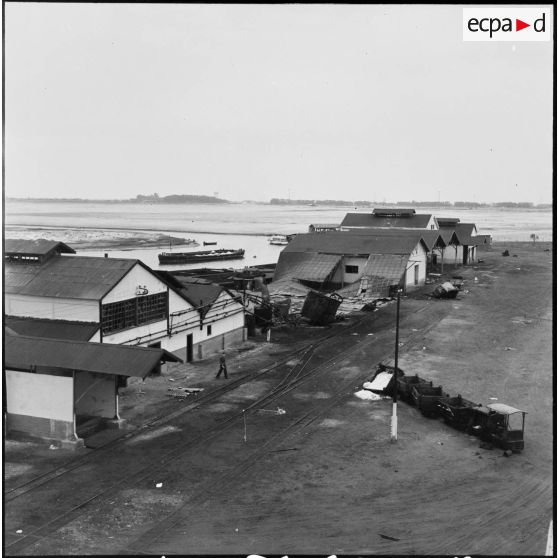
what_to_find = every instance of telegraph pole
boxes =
[391,288,402,442]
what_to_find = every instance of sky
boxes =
[4,3,554,203]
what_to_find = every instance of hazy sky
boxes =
[5,3,554,203]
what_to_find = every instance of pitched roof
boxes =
[436,217,461,227]
[5,333,182,378]
[273,252,341,283]
[282,231,427,256]
[5,316,99,342]
[455,223,478,245]
[172,276,225,316]
[372,208,416,216]
[437,229,461,246]
[5,256,138,300]
[337,228,446,251]
[4,239,76,256]
[340,212,434,229]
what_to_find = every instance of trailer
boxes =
[467,403,526,452]
[396,374,432,403]
[436,395,480,430]
[410,384,449,417]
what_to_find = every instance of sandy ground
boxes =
[3,241,553,556]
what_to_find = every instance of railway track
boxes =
[4,313,375,502]
[6,300,441,555]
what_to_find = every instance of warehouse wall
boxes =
[102,263,166,304]
[5,369,77,441]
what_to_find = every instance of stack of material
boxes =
[432,282,459,299]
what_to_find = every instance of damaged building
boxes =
[273,231,430,299]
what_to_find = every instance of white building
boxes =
[4,333,180,445]
[4,240,246,361]
[273,231,429,297]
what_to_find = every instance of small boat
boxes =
[158,248,245,265]
[268,235,289,246]
[203,241,217,246]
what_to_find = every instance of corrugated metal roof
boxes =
[5,333,181,378]
[358,254,408,298]
[339,228,445,251]
[373,208,416,216]
[437,229,461,246]
[455,223,479,245]
[282,232,426,256]
[5,316,99,342]
[5,256,138,300]
[4,239,76,255]
[274,252,341,283]
[437,217,461,226]
[341,213,433,229]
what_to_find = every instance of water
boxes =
[5,201,553,269]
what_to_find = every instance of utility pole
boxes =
[391,288,402,442]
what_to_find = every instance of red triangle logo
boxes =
[516,19,530,31]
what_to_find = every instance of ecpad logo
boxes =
[463,8,551,41]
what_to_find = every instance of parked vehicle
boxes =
[467,403,526,452]
[436,395,480,430]
[396,374,432,403]
[410,384,449,417]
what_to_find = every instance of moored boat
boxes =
[268,235,289,246]
[158,248,245,265]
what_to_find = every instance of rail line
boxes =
[6,302,437,554]
[5,312,375,501]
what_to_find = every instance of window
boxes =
[431,224,435,229]
[207,325,212,336]
[102,292,168,334]
[345,265,359,274]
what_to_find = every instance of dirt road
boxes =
[4,241,553,555]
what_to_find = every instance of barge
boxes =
[158,248,245,265]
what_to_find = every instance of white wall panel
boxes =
[102,264,167,304]
[6,369,74,421]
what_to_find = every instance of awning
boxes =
[5,334,182,379]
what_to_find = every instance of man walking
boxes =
[216,353,228,379]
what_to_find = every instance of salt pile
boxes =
[355,390,381,401]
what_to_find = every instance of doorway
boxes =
[186,334,194,363]
[414,264,419,286]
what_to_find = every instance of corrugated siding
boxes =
[358,254,409,298]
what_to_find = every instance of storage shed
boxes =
[4,333,181,445]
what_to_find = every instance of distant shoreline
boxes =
[5,198,551,210]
